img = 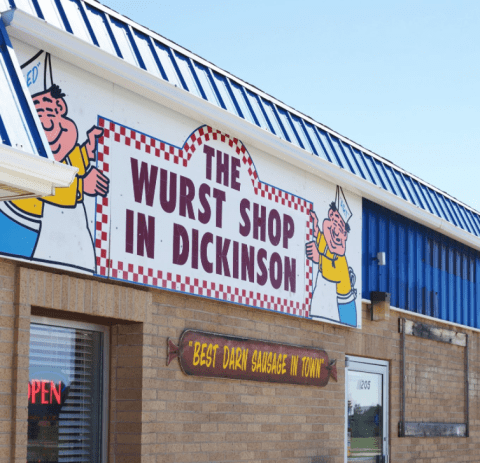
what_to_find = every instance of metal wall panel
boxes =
[315,128,336,165]
[262,100,287,140]
[131,30,161,77]
[151,41,182,88]
[82,5,118,55]
[35,0,64,30]
[192,61,220,106]
[303,122,324,158]
[245,91,270,131]
[291,115,312,153]
[277,107,299,146]
[7,0,35,15]
[363,199,480,328]
[211,72,240,116]
[58,0,91,43]
[108,17,138,66]
[172,52,202,98]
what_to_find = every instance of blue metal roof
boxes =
[2,0,480,239]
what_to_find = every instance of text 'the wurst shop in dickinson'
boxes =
[0,2,479,462]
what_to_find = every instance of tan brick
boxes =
[2,265,479,463]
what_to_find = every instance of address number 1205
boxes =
[357,380,371,390]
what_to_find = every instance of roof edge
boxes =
[6,8,480,251]
[81,0,480,219]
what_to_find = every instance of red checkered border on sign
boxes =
[95,119,314,317]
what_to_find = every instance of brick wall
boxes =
[0,258,480,462]
[404,334,465,424]
[0,260,18,463]
[110,322,145,463]
[147,292,480,463]
[147,291,345,463]
[389,322,479,463]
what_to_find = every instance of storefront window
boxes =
[27,318,108,463]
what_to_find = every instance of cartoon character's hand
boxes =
[84,168,109,197]
[305,241,320,264]
[310,210,319,238]
[84,126,104,160]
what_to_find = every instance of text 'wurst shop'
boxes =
[0,1,479,462]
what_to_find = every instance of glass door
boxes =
[345,357,388,463]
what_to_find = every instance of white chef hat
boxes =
[20,50,53,96]
[335,185,352,225]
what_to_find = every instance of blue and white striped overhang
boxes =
[0,15,77,200]
[0,15,50,158]
[2,0,480,243]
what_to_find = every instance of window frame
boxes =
[30,315,110,463]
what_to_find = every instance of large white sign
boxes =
[0,44,362,328]
[98,121,312,318]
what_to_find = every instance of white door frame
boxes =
[345,356,389,463]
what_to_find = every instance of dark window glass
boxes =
[28,323,104,463]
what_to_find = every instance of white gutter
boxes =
[0,143,77,198]
[5,9,480,251]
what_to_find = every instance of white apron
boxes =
[309,267,340,321]
[33,202,96,273]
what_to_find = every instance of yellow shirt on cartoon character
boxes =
[10,144,96,272]
[316,231,352,298]
[12,145,89,216]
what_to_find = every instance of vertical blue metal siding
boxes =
[363,199,480,329]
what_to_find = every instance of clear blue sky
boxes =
[100,0,480,211]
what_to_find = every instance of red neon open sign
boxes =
[28,380,63,405]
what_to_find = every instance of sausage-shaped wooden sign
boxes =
[168,330,337,387]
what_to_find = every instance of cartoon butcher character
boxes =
[305,186,357,326]
[0,52,109,272]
